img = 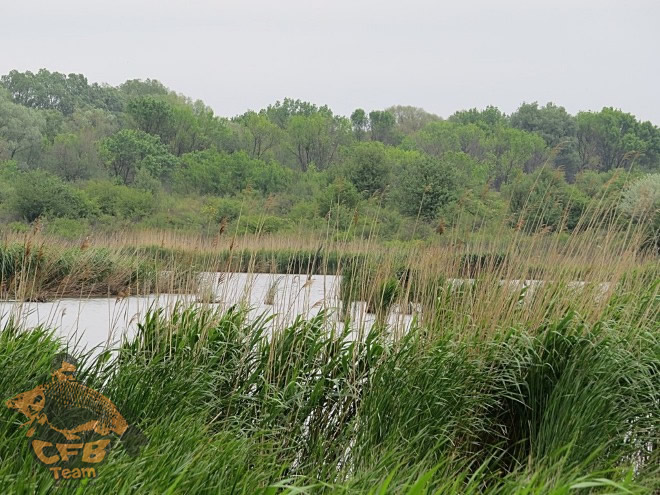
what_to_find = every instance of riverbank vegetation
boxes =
[0,69,658,493]
[0,213,656,306]
[0,205,657,493]
[0,69,658,253]
[0,275,657,492]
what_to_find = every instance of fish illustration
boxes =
[6,355,143,451]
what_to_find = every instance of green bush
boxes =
[43,217,89,240]
[288,200,319,222]
[239,214,291,234]
[391,153,459,220]
[2,221,29,234]
[345,141,391,197]
[84,180,157,220]
[317,177,360,217]
[174,150,291,196]
[8,170,96,222]
[200,197,244,227]
[507,167,588,232]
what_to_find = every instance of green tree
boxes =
[488,127,547,189]
[1,69,121,114]
[405,121,461,158]
[119,78,170,99]
[100,129,177,184]
[406,121,492,164]
[346,141,390,197]
[443,151,489,188]
[507,167,587,232]
[510,102,576,146]
[264,98,328,128]
[391,153,458,220]
[449,106,507,130]
[386,105,441,135]
[236,111,282,159]
[350,109,368,141]
[168,100,232,156]
[510,102,581,180]
[287,113,350,171]
[40,109,65,144]
[43,132,104,181]
[174,150,290,196]
[576,108,660,172]
[63,108,119,138]
[369,110,398,145]
[127,96,173,139]
[0,91,44,162]
[453,123,489,160]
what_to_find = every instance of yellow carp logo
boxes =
[6,353,146,480]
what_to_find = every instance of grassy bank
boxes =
[1,217,657,305]
[0,291,658,493]
[0,241,175,301]
[0,208,657,492]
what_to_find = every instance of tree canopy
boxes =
[0,68,658,241]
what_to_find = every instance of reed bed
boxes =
[0,199,658,493]
[0,289,657,493]
[0,217,656,309]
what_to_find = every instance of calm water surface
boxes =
[0,273,415,352]
[0,273,608,353]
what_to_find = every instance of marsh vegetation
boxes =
[0,69,658,493]
[0,215,657,493]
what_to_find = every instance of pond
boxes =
[0,272,416,353]
[0,272,609,353]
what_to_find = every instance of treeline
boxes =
[0,68,658,243]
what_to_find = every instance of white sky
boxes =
[1,0,658,123]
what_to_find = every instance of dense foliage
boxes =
[1,296,657,492]
[1,69,659,244]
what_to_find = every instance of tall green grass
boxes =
[1,285,657,493]
[0,242,163,300]
[0,191,658,492]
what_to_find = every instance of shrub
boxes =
[317,177,360,217]
[507,167,588,232]
[2,221,29,234]
[619,173,660,251]
[84,180,157,220]
[391,154,458,220]
[43,217,89,240]
[8,170,96,221]
[346,141,391,197]
[174,150,291,196]
[201,197,244,225]
[239,215,291,234]
[619,173,660,226]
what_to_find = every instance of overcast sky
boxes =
[2,0,658,122]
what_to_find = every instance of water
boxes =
[0,272,609,353]
[0,273,416,353]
